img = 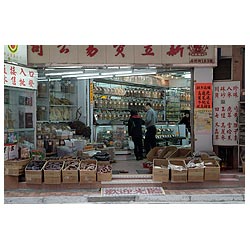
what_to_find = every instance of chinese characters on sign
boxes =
[213,81,240,145]
[195,83,213,108]
[28,45,216,65]
[4,63,38,90]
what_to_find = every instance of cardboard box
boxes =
[25,160,46,184]
[168,160,187,183]
[168,148,191,159]
[161,146,178,159]
[79,159,97,183]
[146,147,166,162]
[43,160,64,184]
[153,159,169,182]
[62,160,79,183]
[97,161,112,182]
[187,159,204,182]
[4,158,31,176]
[203,159,220,181]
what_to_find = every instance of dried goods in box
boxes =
[62,159,79,183]
[25,160,46,184]
[97,161,112,182]
[186,159,205,182]
[168,159,187,183]
[79,159,97,183]
[43,160,64,184]
[4,158,31,176]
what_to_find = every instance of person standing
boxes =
[179,110,191,136]
[144,102,157,155]
[128,110,145,160]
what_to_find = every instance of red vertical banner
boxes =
[195,83,213,109]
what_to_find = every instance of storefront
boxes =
[4,45,245,188]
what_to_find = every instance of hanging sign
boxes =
[195,83,213,109]
[89,82,94,104]
[4,45,27,65]
[213,81,240,145]
[194,108,212,135]
[4,63,38,90]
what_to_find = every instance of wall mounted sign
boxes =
[4,45,27,65]
[213,81,240,145]
[4,63,38,90]
[27,45,217,66]
[195,83,213,109]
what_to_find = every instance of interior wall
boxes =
[193,67,213,152]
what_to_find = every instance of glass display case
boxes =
[37,79,77,122]
[4,86,36,147]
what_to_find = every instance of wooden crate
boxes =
[25,160,46,184]
[43,160,64,184]
[79,159,97,183]
[203,159,220,181]
[4,158,31,176]
[153,159,169,182]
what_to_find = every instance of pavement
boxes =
[4,187,245,204]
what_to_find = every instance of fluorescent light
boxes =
[77,75,114,80]
[63,73,100,78]
[45,71,83,76]
[101,70,132,76]
[114,71,157,77]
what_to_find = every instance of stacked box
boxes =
[161,146,177,159]
[203,159,220,181]
[25,160,46,184]
[62,160,79,183]
[97,161,112,182]
[168,159,187,183]
[187,159,204,182]
[146,147,167,162]
[168,147,191,159]
[43,160,64,184]
[153,159,169,182]
[79,159,97,183]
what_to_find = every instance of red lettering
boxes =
[31,45,43,56]
[141,45,155,56]
[167,45,184,57]
[113,45,125,57]
[10,66,17,76]
[19,79,26,86]
[86,45,99,57]
[20,68,27,76]
[57,45,70,54]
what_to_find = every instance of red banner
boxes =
[195,83,212,109]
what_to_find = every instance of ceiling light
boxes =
[77,75,114,80]
[45,71,83,76]
[101,70,132,76]
[62,73,100,78]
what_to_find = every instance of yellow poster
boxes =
[194,108,212,134]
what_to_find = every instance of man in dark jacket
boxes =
[128,109,145,160]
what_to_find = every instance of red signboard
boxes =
[195,83,213,109]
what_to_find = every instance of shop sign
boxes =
[213,81,240,146]
[27,45,216,66]
[4,45,27,65]
[195,83,213,109]
[4,63,38,90]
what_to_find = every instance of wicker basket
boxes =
[4,158,31,176]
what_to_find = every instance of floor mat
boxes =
[136,169,152,174]
[101,187,165,196]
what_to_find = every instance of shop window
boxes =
[213,58,232,80]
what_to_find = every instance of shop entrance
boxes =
[37,65,192,174]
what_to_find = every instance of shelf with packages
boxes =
[155,124,187,146]
[4,86,37,160]
[93,80,166,125]
[238,99,245,172]
[37,79,78,122]
[165,87,191,124]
